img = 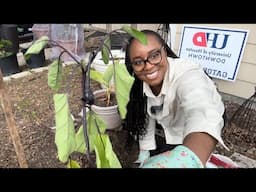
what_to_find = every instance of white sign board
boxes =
[178,25,249,81]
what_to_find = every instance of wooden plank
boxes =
[0,69,28,168]
[131,24,137,29]
[106,24,112,33]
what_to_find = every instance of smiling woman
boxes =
[123,29,228,168]
[0,62,253,168]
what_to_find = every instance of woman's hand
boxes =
[141,145,204,168]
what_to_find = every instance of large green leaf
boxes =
[54,94,76,163]
[101,36,110,64]
[88,111,107,135]
[104,134,122,168]
[103,64,113,85]
[90,69,108,87]
[121,25,147,45]
[94,134,121,168]
[48,60,63,91]
[75,111,106,154]
[24,36,49,60]
[75,125,87,154]
[94,134,109,168]
[114,62,135,119]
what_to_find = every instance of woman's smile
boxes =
[145,70,158,80]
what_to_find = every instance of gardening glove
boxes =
[134,150,150,167]
[141,145,204,168]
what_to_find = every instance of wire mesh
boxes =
[225,88,256,150]
[228,89,256,132]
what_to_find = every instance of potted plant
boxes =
[24,25,147,168]
[19,24,49,69]
[0,39,20,76]
[0,24,19,54]
[90,64,123,130]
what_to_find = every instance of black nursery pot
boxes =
[26,49,46,69]
[0,54,21,76]
[0,24,19,54]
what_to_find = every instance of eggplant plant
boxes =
[24,25,147,168]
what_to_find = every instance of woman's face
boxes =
[129,34,168,88]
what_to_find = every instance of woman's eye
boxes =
[134,60,143,65]
[150,52,160,59]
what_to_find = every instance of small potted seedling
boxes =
[0,39,20,76]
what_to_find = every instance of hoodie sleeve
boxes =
[176,69,228,150]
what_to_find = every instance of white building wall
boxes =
[174,24,256,99]
[84,24,256,99]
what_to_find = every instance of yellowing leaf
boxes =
[104,135,122,168]
[90,69,108,87]
[24,36,49,60]
[67,159,81,168]
[54,94,76,163]
[102,36,110,64]
[114,62,135,119]
[88,111,107,135]
[48,60,63,91]
[103,64,113,85]
[94,134,121,168]
[75,125,87,154]
[75,111,106,154]
[121,25,147,45]
[94,135,109,168]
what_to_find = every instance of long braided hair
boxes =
[123,30,178,148]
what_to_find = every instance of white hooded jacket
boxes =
[139,57,228,150]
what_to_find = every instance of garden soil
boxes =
[0,65,255,168]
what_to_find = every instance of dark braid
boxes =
[123,30,178,149]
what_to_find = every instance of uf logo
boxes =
[192,32,230,49]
